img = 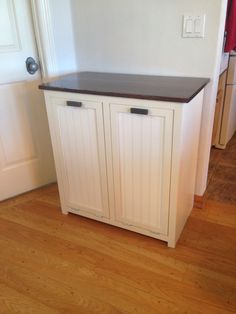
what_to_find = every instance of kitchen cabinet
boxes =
[108,104,173,235]
[40,72,209,247]
[212,70,227,145]
[213,54,236,148]
[45,95,109,218]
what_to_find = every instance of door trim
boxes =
[30,0,58,79]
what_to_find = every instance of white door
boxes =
[109,104,173,235]
[0,0,56,200]
[45,93,110,218]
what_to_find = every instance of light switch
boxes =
[186,19,193,33]
[182,14,206,38]
[194,18,201,33]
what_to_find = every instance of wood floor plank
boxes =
[191,200,236,228]
[0,184,58,209]
[0,282,59,314]
[1,200,235,280]
[0,184,236,313]
[0,213,234,313]
[0,229,231,314]
[0,228,177,313]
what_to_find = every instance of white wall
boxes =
[71,0,224,76]
[48,0,77,76]
[32,0,77,78]
[69,0,227,195]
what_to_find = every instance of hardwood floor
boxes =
[207,132,236,205]
[0,158,236,312]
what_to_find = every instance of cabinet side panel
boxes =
[175,91,204,243]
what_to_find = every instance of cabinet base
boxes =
[65,207,174,247]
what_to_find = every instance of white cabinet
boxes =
[109,104,173,235]
[44,90,204,248]
[45,94,109,218]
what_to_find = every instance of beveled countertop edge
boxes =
[39,72,210,103]
[39,83,209,103]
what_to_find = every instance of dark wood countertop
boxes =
[39,72,210,103]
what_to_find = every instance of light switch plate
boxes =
[182,14,206,38]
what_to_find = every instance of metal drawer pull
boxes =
[130,108,148,115]
[66,101,82,107]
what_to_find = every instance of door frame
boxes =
[30,0,58,80]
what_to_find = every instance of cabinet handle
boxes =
[130,108,148,115]
[66,101,82,107]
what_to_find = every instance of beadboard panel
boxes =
[47,96,109,218]
[110,104,173,235]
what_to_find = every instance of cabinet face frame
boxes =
[44,92,110,218]
[106,103,173,235]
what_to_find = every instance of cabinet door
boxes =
[220,84,236,145]
[110,104,173,235]
[212,71,227,145]
[46,95,109,218]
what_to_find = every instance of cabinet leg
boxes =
[167,239,176,248]
[61,207,69,215]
